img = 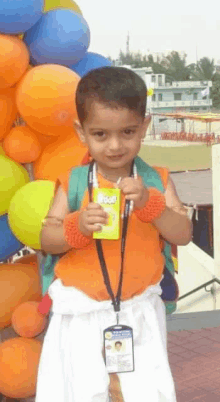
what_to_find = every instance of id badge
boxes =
[103,325,134,374]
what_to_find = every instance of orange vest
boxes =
[55,167,169,301]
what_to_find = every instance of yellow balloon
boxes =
[147,88,154,97]
[8,180,55,249]
[0,155,29,216]
[44,0,82,14]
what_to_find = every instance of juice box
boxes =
[93,188,121,240]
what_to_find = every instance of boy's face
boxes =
[75,101,150,173]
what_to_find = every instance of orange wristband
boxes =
[63,211,91,249]
[135,187,166,222]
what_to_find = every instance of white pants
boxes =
[36,279,176,402]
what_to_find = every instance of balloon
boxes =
[24,9,90,67]
[16,64,81,136]
[12,301,47,338]
[34,131,87,181]
[35,131,58,148]
[0,155,29,216]
[0,214,23,261]
[3,126,42,163]
[8,180,55,249]
[0,263,42,329]
[0,338,42,398]
[0,0,43,34]
[15,253,38,266]
[0,142,5,155]
[0,88,18,140]
[44,0,82,14]
[0,35,29,89]
[147,88,154,97]
[71,52,112,77]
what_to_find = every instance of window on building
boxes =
[152,94,156,101]
[151,75,156,83]
[158,75,162,86]
[193,93,198,100]
[174,93,182,101]
[158,93,163,101]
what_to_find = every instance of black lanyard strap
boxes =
[88,160,134,312]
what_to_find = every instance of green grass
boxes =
[138,144,212,172]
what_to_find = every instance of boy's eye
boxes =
[93,131,105,137]
[123,129,135,135]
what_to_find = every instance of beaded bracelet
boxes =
[135,187,166,222]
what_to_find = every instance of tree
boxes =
[189,57,215,80]
[147,54,167,75]
[162,51,191,82]
[211,73,220,110]
[117,50,150,68]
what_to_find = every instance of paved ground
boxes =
[2,325,220,401]
[168,326,220,401]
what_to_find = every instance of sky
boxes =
[78,0,220,66]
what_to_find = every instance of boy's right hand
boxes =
[79,203,108,237]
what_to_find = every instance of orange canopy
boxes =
[153,112,220,123]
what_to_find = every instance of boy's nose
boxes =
[108,136,122,151]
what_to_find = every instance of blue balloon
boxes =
[24,9,90,67]
[0,214,23,262]
[70,52,112,77]
[0,0,43,34]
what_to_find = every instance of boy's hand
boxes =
[117,177,149,210]
[79,203,108,237]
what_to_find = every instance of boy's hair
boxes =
[75,66,147,125]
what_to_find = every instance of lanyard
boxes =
[88,160,135,313]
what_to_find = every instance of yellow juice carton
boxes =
[93,188,121,240]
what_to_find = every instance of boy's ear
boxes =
[141,115,151,138]
[74,120,87,144]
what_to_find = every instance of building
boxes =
[121,67,212,113]
[149,76,212,113]
[123,67,212,136]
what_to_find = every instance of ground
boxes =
[139,142,212,172]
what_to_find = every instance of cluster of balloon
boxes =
[0,0,112,398]
[0,260,43,398]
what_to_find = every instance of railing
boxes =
[160,131,220,145]
[150,99,212,108]
[178,278,220,301]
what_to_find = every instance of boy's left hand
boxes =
[117,177,149,210]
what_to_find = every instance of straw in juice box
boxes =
[93,188,121,240]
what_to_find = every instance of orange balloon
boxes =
[0,338,42,398]
[34,130,87,181]
[0,35,29,90]
[12,301,47,338]
[0,88,18,140]
[15,253,38,266]
[0,263,42,330]
[3,126,42,163]
[16,64,81,136]
[36,130,62,149]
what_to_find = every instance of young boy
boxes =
[36,67,192,402]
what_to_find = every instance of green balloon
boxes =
[8,180,55,249]
[0,155,29,216]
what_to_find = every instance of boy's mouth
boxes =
[107,154,124,160]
